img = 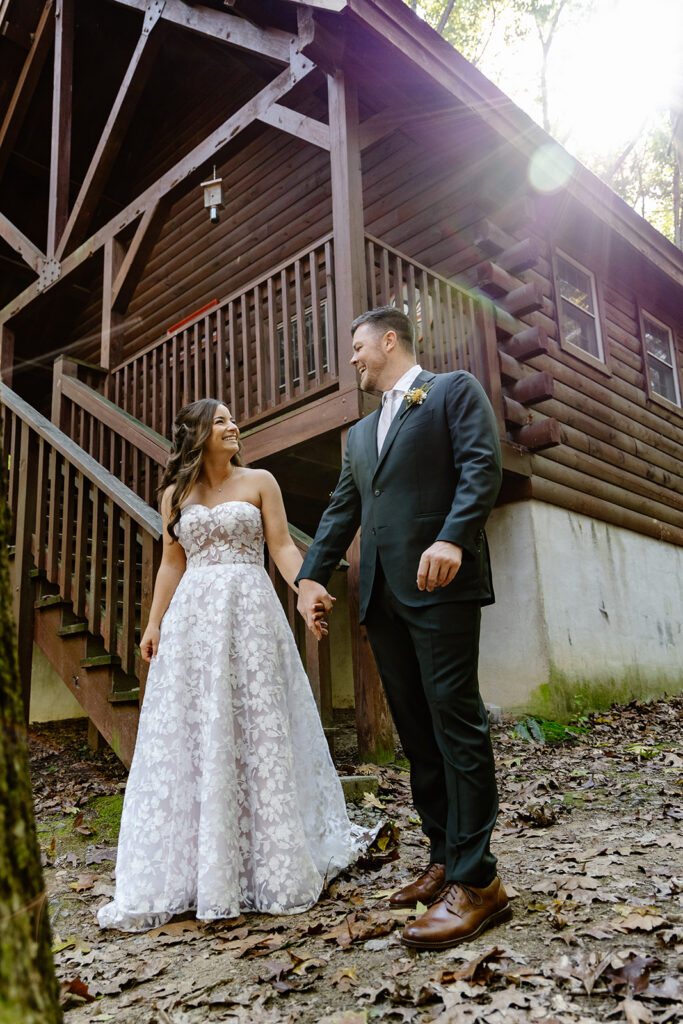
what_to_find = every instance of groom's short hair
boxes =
[351,306,415,354]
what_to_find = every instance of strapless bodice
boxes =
[176,501,264,568]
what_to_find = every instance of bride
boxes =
[98,398,366,932]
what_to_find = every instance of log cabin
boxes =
[1,0,681,764]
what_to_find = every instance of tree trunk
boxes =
[0,433,62,1022]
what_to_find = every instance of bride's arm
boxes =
[140,488,187,662]
[259,471,332,638]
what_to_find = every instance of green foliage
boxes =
[514,715,589,744]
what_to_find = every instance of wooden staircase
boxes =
[2,374,333,768]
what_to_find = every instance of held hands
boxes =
[140,624,161,662]
[417,541,463,592]
[298,579,336,641]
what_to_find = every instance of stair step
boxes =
[35,593,69,609]
[108,688,140,704]
[56,622,89,637]
[80,654,121,669]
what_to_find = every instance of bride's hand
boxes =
[140,624,160,662]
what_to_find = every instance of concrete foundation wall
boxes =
[29,644,87,723]
[480,500,683,716]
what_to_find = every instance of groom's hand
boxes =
[298,578,336,637]
[417,541,463,592]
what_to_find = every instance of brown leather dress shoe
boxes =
[389,862,447,909]
[401,877,511,949]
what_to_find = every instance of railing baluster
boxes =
[34,437,49,569]
[121,513,136,676]
[216,311,226,405]
[309,251,323,385]
[380,247,391,305]
[454,290,467,372]
[193,322,201,402]
[325,241,337,378]
[240,292,251,420]
[204,315,213,399]
[281,270,293,401]
[443,286,456,374]
[73,471,88,617]
[366,239,377,309]
[267,276,278,408]
[182,328,191,406]
[60,460,74,602]
[140,531,160,698]
[46,449,61,584]
[142,353,149,428]
[294,260,307,396]
[103,499,120,653]
[88,488,104,638]
[228,303,238,417]
[254,284,265,413]
[152,345,159,435]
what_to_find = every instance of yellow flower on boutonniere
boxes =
[404,382,434,409]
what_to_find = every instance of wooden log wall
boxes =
[488,203,683,546]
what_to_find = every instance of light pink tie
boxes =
[377,389,400,454]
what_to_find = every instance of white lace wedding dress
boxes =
[97,500,367,932]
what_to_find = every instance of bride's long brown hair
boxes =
[158,399,243,541]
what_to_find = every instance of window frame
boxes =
[552,248,610,375]
[638,307,682,413]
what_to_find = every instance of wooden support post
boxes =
[47,0,74,257]
[346,531,394,763]
[102,237,125,370]
[328,70,366,397]
[13,421,39,722]
[0,325,14,386]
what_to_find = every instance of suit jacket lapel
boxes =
[364,406,381,470]
[373,370,435,478]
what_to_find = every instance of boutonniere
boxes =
[403,382,434,411]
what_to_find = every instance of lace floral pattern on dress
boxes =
[97,501,367,932]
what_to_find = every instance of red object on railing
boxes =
[166,300,218,335]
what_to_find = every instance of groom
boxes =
[297,306,510,949]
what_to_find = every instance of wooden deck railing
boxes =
[365,234,505,431]
[109,233,338,436]
[1,383,162,715]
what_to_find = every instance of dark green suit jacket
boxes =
[297,369,502,622]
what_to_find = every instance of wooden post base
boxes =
[346,532,395,764]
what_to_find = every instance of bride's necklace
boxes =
[203,469,232,494]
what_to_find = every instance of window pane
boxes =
[647,354,678,404]
[560,298,600,358]
[643,317,673,367]
[557,257,595,314]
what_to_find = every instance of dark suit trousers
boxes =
[364,561,498,887]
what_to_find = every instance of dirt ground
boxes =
[30,696,682,1024]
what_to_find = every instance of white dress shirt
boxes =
[376,364,423,454]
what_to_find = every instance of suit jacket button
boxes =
[371,528,376,535]
[374,488,381,496]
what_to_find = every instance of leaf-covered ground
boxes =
[30,695,683,1024]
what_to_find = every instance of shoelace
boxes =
[422,863,444,882]
[444,882,483,914]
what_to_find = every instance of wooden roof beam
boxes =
[256,103,330,150]
[111,198,170,312]
[56,10,163,260]
[0,51,316,324]
[0,212,45,273]
[107,0,292,63]
[0,0,55,184]
[47,0,74,257]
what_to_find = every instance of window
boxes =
[278,301,328,389]
[555,251,604,363]
[641,311,681,408]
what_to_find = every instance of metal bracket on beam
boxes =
[143,0,165,34]
[38,257,61,291]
